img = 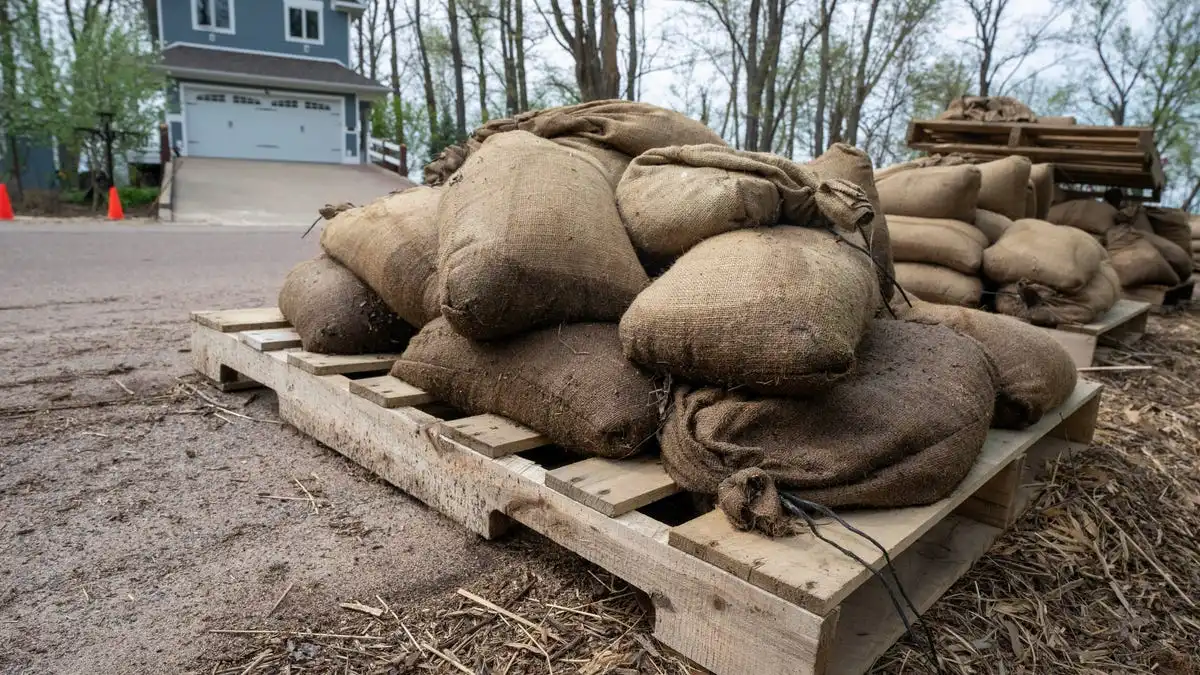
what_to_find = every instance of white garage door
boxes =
[184,87,343,163]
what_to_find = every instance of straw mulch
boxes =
[209,306,1200,675]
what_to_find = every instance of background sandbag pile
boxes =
[1047,199,1194,296]
[273,100,1081,537]
[1192,214,1200,269]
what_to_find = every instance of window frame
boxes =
[192,0,236,34]
[284,0,325,45]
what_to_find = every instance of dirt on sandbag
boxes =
[390,319,660,459]
[896,300,1076,430]
[436,131,648,340]
[278,255,414,354]
[660,319,996,536]
[620,226,878,397]
[320,186,442,328]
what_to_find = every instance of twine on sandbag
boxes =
[302,201,356,238]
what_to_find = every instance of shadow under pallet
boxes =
[191,308,1104,675]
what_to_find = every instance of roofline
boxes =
[157,64,389,99]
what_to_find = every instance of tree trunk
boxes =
[0,0,22,199]
[500,0,519,115]
[414,0,439,144]
[447,0,467,138]
[845,0,881,146]
[515,0,528,110]
[387,0,407,175]
[467,5,488,123]
[625,0,637,99]
[813,0,831,153]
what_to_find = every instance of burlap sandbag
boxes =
[320,186,442,328]
[661,319,996,535]
[1144,231,1194,279]
[808,143,895,301]
[995,262,1121,327]
[983,219,1107,292]
[424,138,482,186]
[1029,164,1054,220]
[1117,205,1155,234]
[938,96,1037,122]
[895,299,1076,429]
[887,215,987,273]
[437,131,648,340]
[975,209,1015,244]
[1038,116,1077,125]
[1046,199,1118,235]
[392,319,659,459]
[620,226,878,396]
[1190,215,1200,239]
[877,164,981,222]
[278,255,414,355]
[975,156,1032,220]
[616,144,874,259]
[1105,226,1181,287]
[874,153,969,182]
[1146,207,1194,257]
[893,263,983,306]
[552,136,632,188]
[1024,182,1038,219]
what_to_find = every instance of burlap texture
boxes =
[896,299,1077,429]
[424,138,482,186]
[808,143,895,302]
[391,319,659,459]
[938,96,1037,122]
[974,209,1015,244]
[894,263,984,306]
[887,215,987,273]
[983,219,1107,292]
[1119,205,1155,234]
[1024,182,1038,219]
[1144,231,1194,280]
[620,226,878,396]
[1038,116,1077,125]
[877,164,982,222]
[874,153,969,182]
[615,145,873,259]
[320,186,442,328]
[661,319,996,535]
[278,255,414,355]
[1190,215,1200,239]
[1046,199,1118,235]
[437,131,648,340]
[994,262,1121,327]
[976,156,1032,220]
[1029,164,1054,220]
[551,136,632,188]
[1146,207,1194,258]
[1105,226,1181,287]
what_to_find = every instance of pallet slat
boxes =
[1041,299,1151,367]
[348,375,435,408]
[667,381,1102,616]
[437,414,550,458]
[286,351,400,376]
[239,328,302,352]
[191,308,289,333]
[546,457,680,517]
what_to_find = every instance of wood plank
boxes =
[1056,299,1150,337]
[912,119,1150,138]
[190,321,835,675]
[191,308,289,333]
[954,455,1023,529]
[437,414,550,458]
[667,381,1103,616]
[286,351,399,376]
[348,375,435,409]
[1042,329,1097,369]
[239,328,302,352]
[909,142,1147,164]
[546,457,680,517]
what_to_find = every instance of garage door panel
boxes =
[185,88,343,163]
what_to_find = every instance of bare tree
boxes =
[463,0,490,122]
[411,0,440,142]
[1077,0,1152,124]
[544,0,621,100]
[625,0,637,99]
[446,0,467,136]
[812,0,837,152]
[961,0,1063,96]
[386,0,408,174]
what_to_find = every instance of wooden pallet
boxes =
[191,308,1104,675]
[905,119,1165,200]
[1041,299,1151,367]
[1123,275,1196,307]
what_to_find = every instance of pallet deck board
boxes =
[667,381,1102,616]
[348,375,435,408]
[191,307,289,333]
[546,457,681,517]
[191,308,1105,675]
[437,414,550,458]
[1042,299,1151,367]
[286,351,400,376]
[239,328,303,352]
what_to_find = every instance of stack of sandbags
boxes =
[983,218,1119,325]
[1191,214,1200,269]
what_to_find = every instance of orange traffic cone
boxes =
[0,184,13,221]
[107,186,124,221]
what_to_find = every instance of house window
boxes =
[304,101,332,111]
[196,93,227,103]
[233,95,262,105]
[271,99,299,109]
[285,0,323,44]
[194,0,234,33]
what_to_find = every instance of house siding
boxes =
[1,138,59,191]
[161,0,351,66]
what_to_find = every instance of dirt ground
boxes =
[2,219,1199,675]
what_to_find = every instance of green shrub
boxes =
[117,186,160,207]
[61,189,89,205]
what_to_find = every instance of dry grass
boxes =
[208,306,1200,675]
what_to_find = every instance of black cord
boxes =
[779,492,944,674]
[822,221,913,318]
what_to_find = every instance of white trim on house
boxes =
[166,65,388,98]
[346,12,353,66]
[162,42,346,66]
[179,81,348,164]
[156,0,165,45]
[191,0,236,35]
[284,0,325,46]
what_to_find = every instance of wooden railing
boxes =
[368,137,408,175]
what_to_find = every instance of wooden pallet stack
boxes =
[906,120,1166,201]
[192,307,1106,675]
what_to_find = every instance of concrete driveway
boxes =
[169,158,415,226]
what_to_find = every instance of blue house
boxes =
[153,0,387,164]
